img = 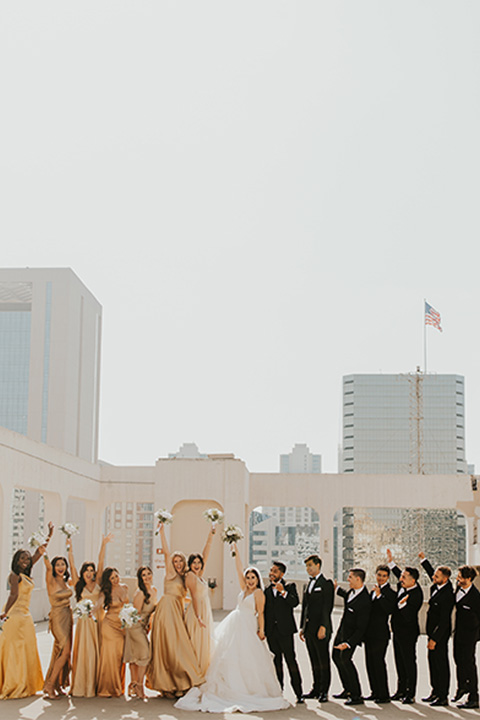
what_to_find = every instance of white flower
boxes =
[74,598,95,620]
[119,603,141,629]
[59,522,80,539]
[203,508,224,524]
[28,530,48,549]
[154,509,174,533]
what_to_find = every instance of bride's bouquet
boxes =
[28,530,48,549]
[119,603,141,629]
[222,524,244,556]
[59,522,80,540]
[154,508,174,534]
[203,508,224,531]
[73,598,96,621]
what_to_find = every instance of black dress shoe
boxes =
[296,697,304,704]
[317,693,328,703]
[422,694,437,703]
[375,697,391,704]
[452,689,468,702]
[402,696,415,704]
[364,694,376,701]
[391,691,404,701]
[458,699,479,709]
[430,698,448,707]
[333,690,349,699]
[345,697,364,706]
[302,691,318,699]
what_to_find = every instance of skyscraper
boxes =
[0,268,102,462]
[340,371,467,474]
[279,443,322,473]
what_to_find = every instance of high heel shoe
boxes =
[128,682,138,698]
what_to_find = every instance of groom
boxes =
[264,561,304,703]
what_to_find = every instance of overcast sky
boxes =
[1,2,479,472]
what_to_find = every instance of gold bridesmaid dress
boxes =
[147,575,204,695]
[71,585,100,696]
[97,598,125,697]
[0,573,44,699]
[124,596,156,666]
[185,575,214,676]
[44,586,73,691]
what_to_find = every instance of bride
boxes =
[175,543,290,713]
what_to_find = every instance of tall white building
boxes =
[0,268,102,462]
[279,443,322,473]
[340,372,467,474]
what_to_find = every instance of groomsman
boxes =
[453,565,480,709]
[387,549,423,704]
[364,564,396,703]
[418,552,455,706]
[264,562,303,703]
[299,555,334,702]
[332,568,371,706]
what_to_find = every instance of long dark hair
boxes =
[75,562,96,602]
[11,550,33,577]
[137,565,153,604]
[188,553,204,571]
[51,556,70,581]
[100,567,118,610]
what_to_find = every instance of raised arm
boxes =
[66,537,79,587]
[44,553,55,591]
[32,521,54,566]
[200,526,215,573]
[234,544,246,590]
[97,533,113,581]
[418,551,434,580]
[386,548,401,579]
[185,573,206,628]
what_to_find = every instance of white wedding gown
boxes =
[175,591,290,713]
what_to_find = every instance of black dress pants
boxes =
[428,640,450,700]
[393,633,418,698]
[333,645,361,698]
[365,637,390,699]
[304,632,331,695]
[454,635,479,700]
[266,629,303,699]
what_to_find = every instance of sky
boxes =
[1,2,479,472]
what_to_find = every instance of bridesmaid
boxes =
[96,567,128,697]
[67,533,112,697]
[43,554,74,699]
[185,525,216,675]
[124,565,157,699]
[0,523,53,699]
[147,523,204,698]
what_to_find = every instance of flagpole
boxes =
[423,298,427,373]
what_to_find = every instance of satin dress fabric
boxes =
[44,585,73,691]
[97,598,126,697]
[185,575,215,676]
[124,596,156,666]
[71,584,101,697]
[0,573,44,699]
[175,591,290,713]
[147,574,204,695]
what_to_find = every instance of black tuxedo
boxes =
[390,564,424,699]
[264,580,303,699]
[421,558,455,701]
[300,573,334,695]
[364,583,396,700]
[332,586,371,699]
[454,584,480,701]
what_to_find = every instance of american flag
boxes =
[425,301,442,332]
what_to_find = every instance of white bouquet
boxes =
[154,509,174,534]
[59,522,80,539]
[119,603,141,629]
[222,524,244,556]
[203,508,224,530]
[28,530,48,549]
[73,598,96,621]
[0,616,8,632]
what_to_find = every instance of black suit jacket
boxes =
[455,584,480,641]
[390,564,424,638]
[264,580,299,637]
[334,586,371,649]
[421,559,455,643]
[300,574,334,638]
[365,583,396,643]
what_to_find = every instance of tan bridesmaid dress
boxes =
[97,597,125,697]
[0,574,44,699]
[185,575,214,676]
[147,575,204,695]
[44,586,73,691]
[71,584,101,697]
[124,595,156,666]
